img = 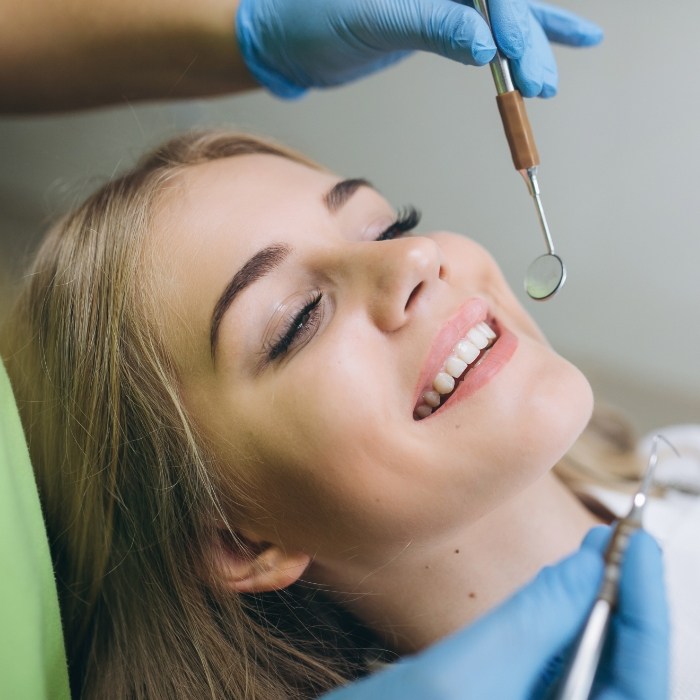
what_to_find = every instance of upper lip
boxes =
[412,297,490,408]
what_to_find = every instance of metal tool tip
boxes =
[638,434,680,500]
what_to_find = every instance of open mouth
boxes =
[413,319,499,420]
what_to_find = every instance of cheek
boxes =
[237,356,464,553]
[244,384,410,541]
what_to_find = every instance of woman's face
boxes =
[152,153,593,564]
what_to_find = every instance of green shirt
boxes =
[0,360,70,699]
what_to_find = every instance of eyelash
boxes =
[267,205,421,362]
[268,290,324,362]
[374,205,421,241]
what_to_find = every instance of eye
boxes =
[374,206,421,241]
[267,291,324,362]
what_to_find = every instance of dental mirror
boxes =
[521,167,566,301]
[525,253,566,300]
[471,0,566,302]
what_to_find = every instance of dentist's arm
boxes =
[322,528,669,700]
[0,0,601,114]
[0,0,256,113]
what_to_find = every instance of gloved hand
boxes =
[320,527,669,700]
[236,0,603,100]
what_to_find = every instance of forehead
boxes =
[161,153,337,225]
[154,153,344,275]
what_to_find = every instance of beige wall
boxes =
[1,0,698,431]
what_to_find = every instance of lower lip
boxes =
[431,326,518,416]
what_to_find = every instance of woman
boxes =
[1,131,691,698]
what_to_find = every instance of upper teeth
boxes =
[414,321,497,419]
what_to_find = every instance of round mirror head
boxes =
[524,253,566,300]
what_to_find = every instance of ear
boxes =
[211,529,311,594]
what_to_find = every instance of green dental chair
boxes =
[0,360,71,699]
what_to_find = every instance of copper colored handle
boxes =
[496,91,540,170]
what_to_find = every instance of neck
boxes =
[316,472,601,653]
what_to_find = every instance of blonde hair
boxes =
[1,131,376,699]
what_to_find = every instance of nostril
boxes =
[405,281,423,311]
[438,264,447,281]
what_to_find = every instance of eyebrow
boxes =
[323,177,372,212]
[210,243,291,358]
[209,177,372,361]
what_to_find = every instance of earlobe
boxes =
[213,530,311,594]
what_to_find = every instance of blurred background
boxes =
[1,0,697,432]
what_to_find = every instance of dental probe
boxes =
[472,0,566,301]
[553,435,679,700]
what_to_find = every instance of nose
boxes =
[342,236,444,332]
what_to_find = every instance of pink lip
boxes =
[412,298,489,405]
[412,298,519,416]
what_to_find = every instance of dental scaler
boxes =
[473,0,566,300]
[553,435,678,700]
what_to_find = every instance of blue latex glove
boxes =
[320,527,669,700]
[236,0,603,100]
